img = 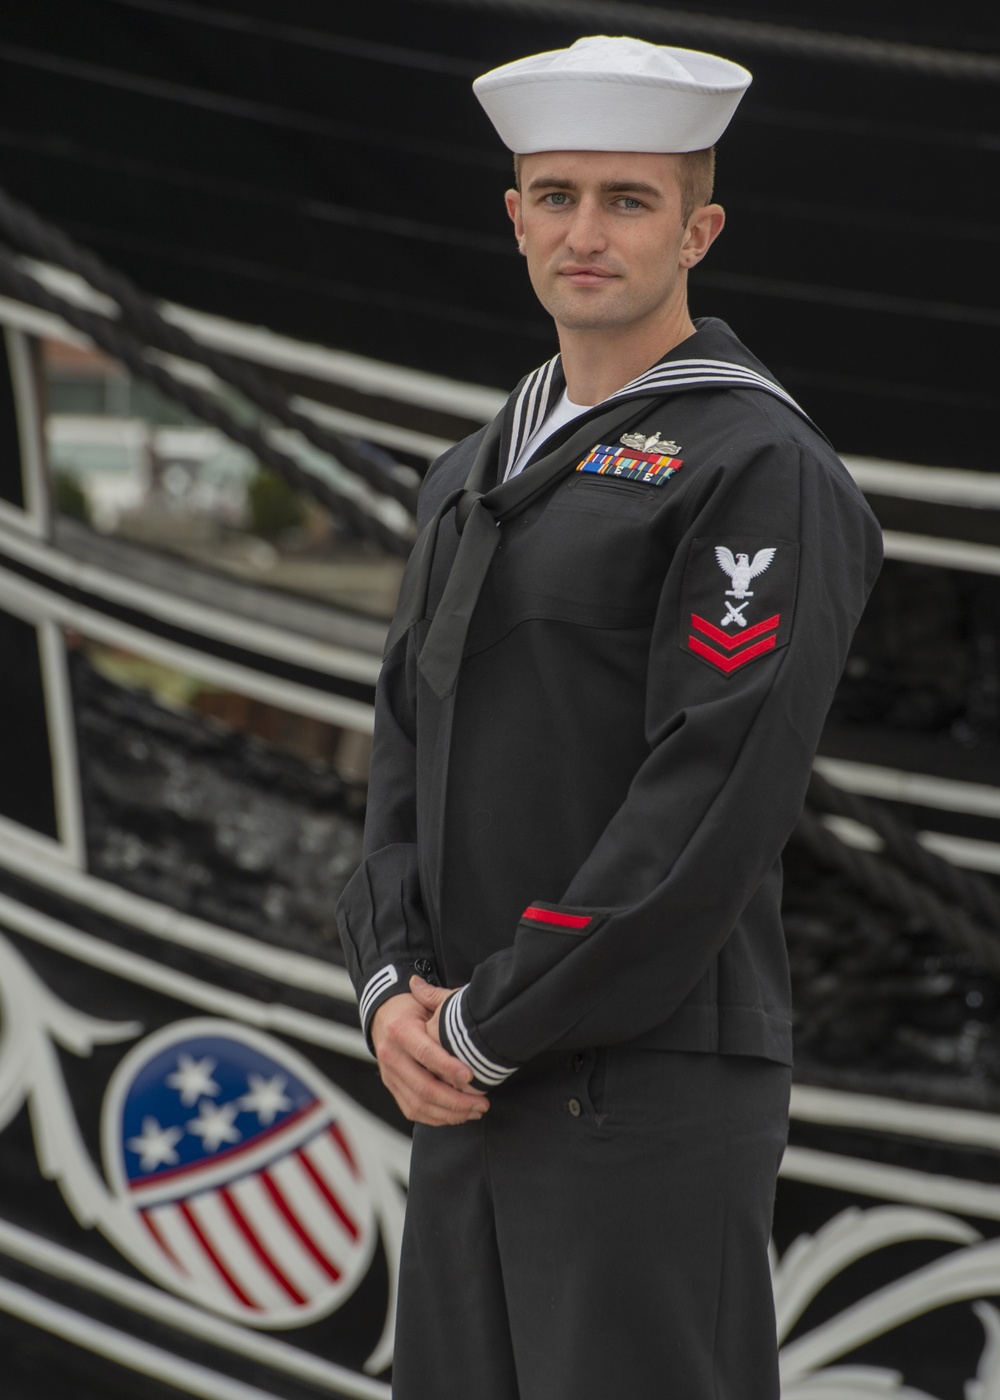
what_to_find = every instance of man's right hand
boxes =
[371,992,489,1127]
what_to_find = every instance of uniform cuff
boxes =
[439,987,518,1090]
[358,956,439,1049]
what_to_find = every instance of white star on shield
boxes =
[166,1053,221,1106]
[186,1099,242,1152]
[126,1116,184,1171]
[240,1072,293,1125]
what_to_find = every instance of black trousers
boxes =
[393,1047,790,1400]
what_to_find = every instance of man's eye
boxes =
[545,192,570,206]
[618,197,644,210]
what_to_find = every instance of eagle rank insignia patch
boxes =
[576,443,683,485]
[679,536,799,676]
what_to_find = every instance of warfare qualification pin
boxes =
[620,430,681,455]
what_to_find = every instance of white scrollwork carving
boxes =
[6,921,1000,1392]
[777,1205,1000,1398]
[0,930,408,1373]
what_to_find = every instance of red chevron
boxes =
[690,612,780,650]
[688,633,778,674]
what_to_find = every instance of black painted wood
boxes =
[0,331,25,509]
[0,1,995,468]
[0,610,57,836]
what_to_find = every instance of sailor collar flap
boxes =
[384,330,818,688]
[501,344,816,483]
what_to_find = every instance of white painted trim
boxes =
[12,264,505,421]
[0,815,357,1003]
[141,348,220,395]
[0,519,384,685]
[882,530,1000,575]
[814,757,1000,819]
[919,830,1000,875]
[0,1218,390,1398]
[21,260,118,317]
[4,326,49,536]
[0,295,93,348]
[790,1083,1000,1154]
[820,814,883,852]
[292,396,455,462]
[162,302,506,421]
[10,263,501,420]
[843,456,1000,509]
[0,497,37,533]
[820,813,1000,875]
[0,814,73,869]
[0,887,371,1060]
[0,1275,300,1400]
[781,1145,1000,1220]
[37,620,85,867]
[0,561,376,732]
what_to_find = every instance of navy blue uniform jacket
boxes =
[337,319,883,1090]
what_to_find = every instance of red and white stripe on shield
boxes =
[131,1101,375,1326]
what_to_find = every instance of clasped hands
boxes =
[370,976,489,1126]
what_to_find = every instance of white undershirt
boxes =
[504,389,592,480]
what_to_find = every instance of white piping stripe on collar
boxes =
[359,963,398,1032]
[505,354,560,478]
[507,362,545,474]
[621,369,799,406]
[444,988,516,1086]
[612,357,807,415]
[527,355,559,441]
[519,362,547,447]
[620,369,802,412]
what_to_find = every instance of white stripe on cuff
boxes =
[359,963,399,1031]
[444,988,516,1087]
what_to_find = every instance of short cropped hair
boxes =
[513,147,716,225]
[676,148,715,224]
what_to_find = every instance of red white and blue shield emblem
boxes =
[101,1019,376,1326]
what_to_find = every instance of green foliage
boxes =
[54,472,90,523]
[247,468,304,537]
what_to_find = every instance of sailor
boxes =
[338,35,882,1400]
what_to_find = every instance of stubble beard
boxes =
[539,279,639,335]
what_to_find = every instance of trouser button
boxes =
[567,1097,582,1118]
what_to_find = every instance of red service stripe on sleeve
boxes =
[690,613,780,650]
[688,633,778,674]
[522,906,592,929]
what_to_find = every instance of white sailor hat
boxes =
[473,35,752,154]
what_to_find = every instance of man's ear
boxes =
[505,188,525,251]
[680,203,726,269]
